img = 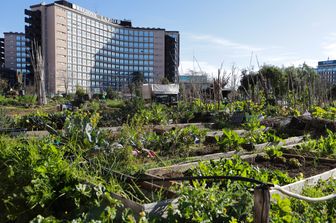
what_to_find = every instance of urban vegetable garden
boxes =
[1,65,336,222]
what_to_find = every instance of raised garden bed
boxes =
[248,153,336,178]
[107,171,177,216]
[144,152,336,197]
[146,136,304,178]
[270,167,336,197]
[0,128,27,136]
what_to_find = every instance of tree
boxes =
[106,86,120,99]
[161,77,170,85]
[61,71,69,95]
[130,71,144,97]
[0,79,8,95]
[31,40,47,105]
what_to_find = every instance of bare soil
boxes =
[249,154,336,178]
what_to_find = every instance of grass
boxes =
[2,103,58,117]
[105,99,125,108]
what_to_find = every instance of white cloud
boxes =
[322,33,336,59]
[179,60,219,77]
[284,59,317,68]
[179,60,243,80]
[187,34,264,52]
[180,32,319,75]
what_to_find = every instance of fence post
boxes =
[254,185,270,223]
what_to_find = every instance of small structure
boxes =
[142,84,179,104]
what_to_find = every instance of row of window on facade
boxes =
[67,55,155,66]
[67,72,153,80]
[67,28,155,43]
[67,64,154,73]
[67,57,155,66]
[67,12,155,37]
[67,50,155,60]
[16,57,27,62]
[67,37,155,50]
[16,45,27,50]
[66,77,154,88]
[16,36,26,41]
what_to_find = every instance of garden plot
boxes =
[145,136,303,179]
[247,153,336,178]
[147,153,336,180]
[142,155,336,221]
[270,167,336,197]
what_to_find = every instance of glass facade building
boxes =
[316,60,336,84]
[3,32,31,86]
[25,1,179,94]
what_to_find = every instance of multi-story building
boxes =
[3,32,31,86]
[0,37,4,67]
[25,0,179,94]
[179,74,211,91]
[316,60,336,84]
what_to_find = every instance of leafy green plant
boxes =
[298,129,336,158]
[0,109,15,129]
[215,129,246,151]
[62,110,109,154]
[171,101,195,123]
[270,178,336,222]
[15,111,66,130]
[0,135,122,222]
[311,106,336,120]
[265,146,283,159]
[190,156,295,187]
[167,181,253,223]
[17,95,37,105]
[243,115,262,131]
[131,103,169,126]
[243,117,282,144]
[158,125,207,156]
[167,156,295,222]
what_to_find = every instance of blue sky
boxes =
[2,0,336,77]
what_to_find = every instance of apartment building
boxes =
[2,32,30,86]
[317,60,336,84]
[25,0,179,94]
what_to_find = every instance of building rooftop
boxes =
[29,1,168,31]
[4,32,25,35]
[318,60,336,66]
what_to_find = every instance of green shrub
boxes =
[0,135,121,222]
[0,109,15,129]
[105,99,124,108]
[17,95,37,105]
[167,181,253,222]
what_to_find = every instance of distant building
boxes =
[317,60,336,84]
[3,32,31,86]
[165,32,179,83]
[179,74,210,90]
[0,37,4,67]
[25,0,179,94]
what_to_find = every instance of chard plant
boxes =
[298,129,336,158]
[215,129,246,151]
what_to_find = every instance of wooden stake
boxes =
[254,186,270,223]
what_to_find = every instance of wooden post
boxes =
[217,68,220,110]
[254,186,270,223]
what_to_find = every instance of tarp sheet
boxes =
[151,84,179,95]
